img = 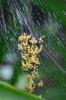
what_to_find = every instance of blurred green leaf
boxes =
[43,87,66,100]
[0,81,43,100]
[33,0,66,25]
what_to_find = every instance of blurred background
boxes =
[0,0,66,100]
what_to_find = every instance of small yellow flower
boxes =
[26,83,35,93]
[39,35,44,43]
[38,80,44,87]
[30,37,38,44]
[27,75,33,83]
[26,83,33,92]
[31,69,39,78]
[37,45,43,53]
[22,62,33,70]
[18,33,31,42]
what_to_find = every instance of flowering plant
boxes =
[18,33,44,93]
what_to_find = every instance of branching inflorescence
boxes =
[18,33,44,93]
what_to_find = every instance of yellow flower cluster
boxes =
[18,33,44,93]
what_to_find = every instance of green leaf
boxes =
[0,81,43,100]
